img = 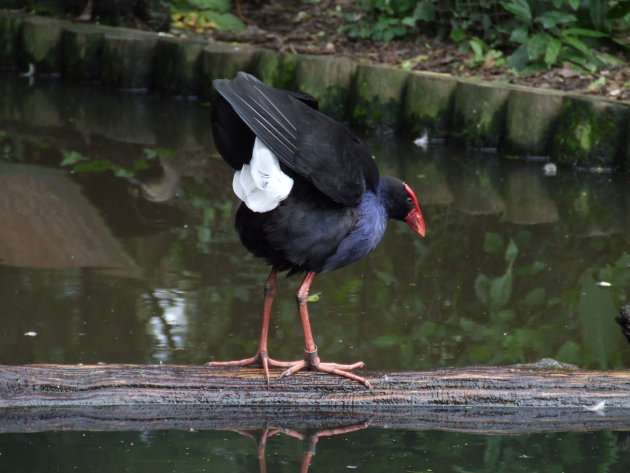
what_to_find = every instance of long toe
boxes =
[206,355,259,367]
[315,362,371,387]
[207,352,305,380]
[278,357,370,387]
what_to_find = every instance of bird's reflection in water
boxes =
[231,422,369,473]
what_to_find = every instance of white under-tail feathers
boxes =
[232,137,294,212]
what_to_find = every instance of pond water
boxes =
[0,71,629,472]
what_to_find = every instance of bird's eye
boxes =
[406,197,413,204]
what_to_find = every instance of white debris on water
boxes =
[543,163,557,176]
[413,132,429,149]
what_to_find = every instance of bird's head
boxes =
[381,177,426,237]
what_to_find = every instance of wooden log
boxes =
[2,362,629,408]
[1,363,629,434]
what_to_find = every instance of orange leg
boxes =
[279,271,370,387]
[209,269,369,387]
[280,422,370,473]
[207,268,298,384]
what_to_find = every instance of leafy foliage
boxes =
[341,0,630,71]
[169,0,245,33]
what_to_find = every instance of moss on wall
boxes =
[255,50,299,90]
[552,97,629,168]
[295,55,357,120]
[21,16,64,73]
[504,88,564,156]
[450,80,510,148]
[402,71,457,138]
[199,45,260,102]
[351,64,408,130]
[2,10,630,170]
[62,24,104,81]
[154,38,205,97]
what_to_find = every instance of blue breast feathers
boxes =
[323,191,388,271]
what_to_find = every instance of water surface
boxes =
[0,72,628,472]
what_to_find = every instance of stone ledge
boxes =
[1,10,629,170]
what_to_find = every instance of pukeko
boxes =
[209,72,425,387]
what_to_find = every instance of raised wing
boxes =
[212,72,379,206]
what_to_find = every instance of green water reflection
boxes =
[2,429,629,472]
[0,72,628,471]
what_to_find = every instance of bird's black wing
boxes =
[211,82,318,171]
[213,72,379,206]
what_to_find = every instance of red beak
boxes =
[403,183,426,237]
[405,208,426,237]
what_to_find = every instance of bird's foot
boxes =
[207,351,298,385]
[280,348,371,388]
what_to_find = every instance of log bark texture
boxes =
[1,363,629,434]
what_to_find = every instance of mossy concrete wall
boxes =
[2,10,629,171]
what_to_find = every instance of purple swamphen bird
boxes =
[208,72,426,387]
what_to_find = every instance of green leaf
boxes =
[588,76,606,89]
[199,10,245,32]
[527,32,551,60]
[544,38,562,66]
[197,226,211,243]
[469,37,486,61]
[372,334,404,347]
[74,159,111,173]
[504,238,519,265]
[497,309,517,322]
[590,0,604,30]
[598,52,626,66]
[536,11,577,29]
[401,16,416,27]
[413,0,436,22]
[510,24,529,44]
[490,271,513,308]
[568,0,580,10]
[508,43,530,69]
[189,0,231,13]
[399,54,428,70]
[562,35,602,64]
[555,340,582,364]
[501,0,532,22]
[306,292,321,302]
[484,232,504,256]
[475,273,490,306]
[577,272,618,369]
[560,49,599,71]
[450,27,466,42]
[60,150,87,166]
[523,287,546,308]
[562,27,608,38]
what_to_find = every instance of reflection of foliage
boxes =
[169,174,235,253]
[60,148,168,178]
[475,235,518,310]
